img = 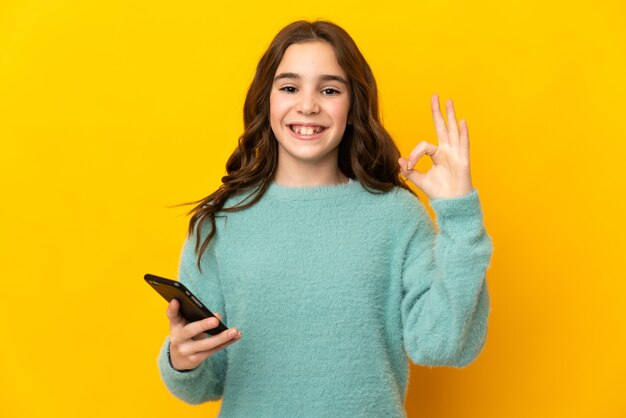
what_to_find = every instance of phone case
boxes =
[144,273,228,336]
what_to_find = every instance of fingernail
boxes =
[407,161,413,170]
[229,329,237,337]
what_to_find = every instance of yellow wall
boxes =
[1,1,624,417]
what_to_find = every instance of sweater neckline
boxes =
[263,178,362,201]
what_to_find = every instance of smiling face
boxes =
[269,41,351,182]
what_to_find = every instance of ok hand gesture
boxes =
[398,94,474,199]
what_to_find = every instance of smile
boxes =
[288,125,326,136]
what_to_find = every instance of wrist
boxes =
[168,348,193,373]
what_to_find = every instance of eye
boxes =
[279,86,297,93]
[322,88,340,95]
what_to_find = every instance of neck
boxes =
[273,160,349,187]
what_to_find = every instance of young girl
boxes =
[157,20,493,417]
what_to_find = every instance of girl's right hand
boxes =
[166,299,242,371]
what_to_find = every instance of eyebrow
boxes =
[274,72,348,86]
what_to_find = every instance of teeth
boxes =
[291,125,324,135]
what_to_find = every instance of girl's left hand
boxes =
[398,94,474,199]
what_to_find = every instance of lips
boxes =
[288,124,326,136]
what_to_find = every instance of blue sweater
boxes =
[157,179,493,417]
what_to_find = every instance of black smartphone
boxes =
[144,273,228,336]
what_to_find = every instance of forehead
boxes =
[275,41,346,78]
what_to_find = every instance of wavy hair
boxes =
[175,20,416,272]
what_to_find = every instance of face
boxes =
[269,41,351,172]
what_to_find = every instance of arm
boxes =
[157,229,228,404]
[400,189,493,367]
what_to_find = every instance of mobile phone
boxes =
[144,273,228,336]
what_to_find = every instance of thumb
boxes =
[398,157,425,189]
[166,299,186,328]
[166,298,179,319]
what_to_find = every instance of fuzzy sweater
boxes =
[157,179,493,417]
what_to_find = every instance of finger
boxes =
[195,328,241,354]
[166,299,187,330]
[399,157,427,190]
[431,94,450,145]
[445,99,460,145]
[186,332,242,363]
[180,316,225,341]
[180,328,241,358]
[191,313,223,341]
[405,141,438,170]
[202,333,241,356]
[459,119,470,154]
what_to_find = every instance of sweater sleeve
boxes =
[400,189,493,368]
[156,227,228,404]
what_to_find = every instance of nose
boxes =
[295,90,320,116]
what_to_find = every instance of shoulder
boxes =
[377,185,430,222]
[387,185,424,210]
[351,184,433,236]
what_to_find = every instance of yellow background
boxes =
[1,0,624,417]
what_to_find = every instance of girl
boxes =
[157,20,493,417]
